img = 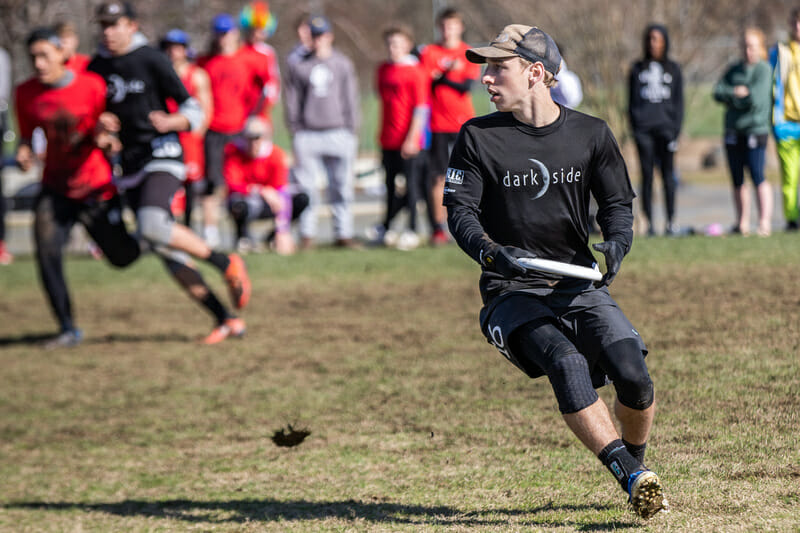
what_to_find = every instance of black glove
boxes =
[482,245,531,279]
[592,241,625,287]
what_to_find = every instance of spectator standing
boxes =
[286,14,311,68]
[15,27,141,346]
[197,14,250,248]
[369,24,429,250]
[284,15,360,249]
[714,28,773,236]
[551,44,582,109]
[628,24,683,236]
[161,28,212,227]
[0,45,14,265]
[419,8,480,246]
[224,117,307,255]
[238,1,281,123]
[55,21,91,72]
[445,23,668,519]
[88,1,251,345]
[770,8,800,231]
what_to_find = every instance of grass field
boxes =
[1,236,799,532]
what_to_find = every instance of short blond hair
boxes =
[744,27,767,61]
[517,57,558,88]
[383,24,414,44]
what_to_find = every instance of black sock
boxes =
[201,293,231,324]
[206,251,230,273]
[623,439,647,465]
[598,439,644,492]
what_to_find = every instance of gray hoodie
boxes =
[284,48,359,134]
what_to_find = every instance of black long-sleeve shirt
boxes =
[444,107,634,303]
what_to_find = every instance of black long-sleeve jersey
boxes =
[444,107,635,303]
[88,36,192,176]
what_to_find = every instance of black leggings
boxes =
[382,149,424,232]
[229,192,309,241]
[634,130,676,227]
[34,191,140,331]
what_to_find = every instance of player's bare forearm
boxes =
[149,111,190,133]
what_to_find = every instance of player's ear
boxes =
[530,61,547,84]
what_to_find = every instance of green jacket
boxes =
[713,59,771,136]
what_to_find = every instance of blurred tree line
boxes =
[0,0,795,140]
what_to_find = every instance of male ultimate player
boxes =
[89,1,250,344]
[16,27,141,347]
[443,24,669,519]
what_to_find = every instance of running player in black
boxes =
[88,1,251,344]
[444,24,669,519]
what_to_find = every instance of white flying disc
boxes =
[517,257,603,281]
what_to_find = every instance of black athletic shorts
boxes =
[125,171,182,212]
[429,132,459,178]
[35,189,141,267]
[203,129,238,195]
[479,288,647,384]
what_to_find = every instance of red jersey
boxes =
[198,50,251,134]
[419,42,480,133]
[377,57,429,150]
[239,42,281,121]
[15,71,114,201]
[223,141,288,196]
[166,64,206,182]
[65,53,90,73]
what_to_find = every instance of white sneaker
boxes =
[396,231,420,251]
[628,470,669,519]
[383,229,399,247]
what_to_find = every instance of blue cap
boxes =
[308,15,331,37]
[212,13,236,34]
[162,28,189,46]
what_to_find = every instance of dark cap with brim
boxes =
[309,15,332,37]
[95,1,136,23]
[466,24,561,75]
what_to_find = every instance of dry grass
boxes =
[0,239,799,531]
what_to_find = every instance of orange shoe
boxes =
[202,317,246,344]
[224,254,251,309]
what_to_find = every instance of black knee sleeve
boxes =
[292,192,310,220]
[606,338,654,410]
[230,200,249,221]
[546,351,599,414]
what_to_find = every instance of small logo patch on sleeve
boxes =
[445,167,465,185]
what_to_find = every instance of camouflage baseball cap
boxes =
[466,24,562,75]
